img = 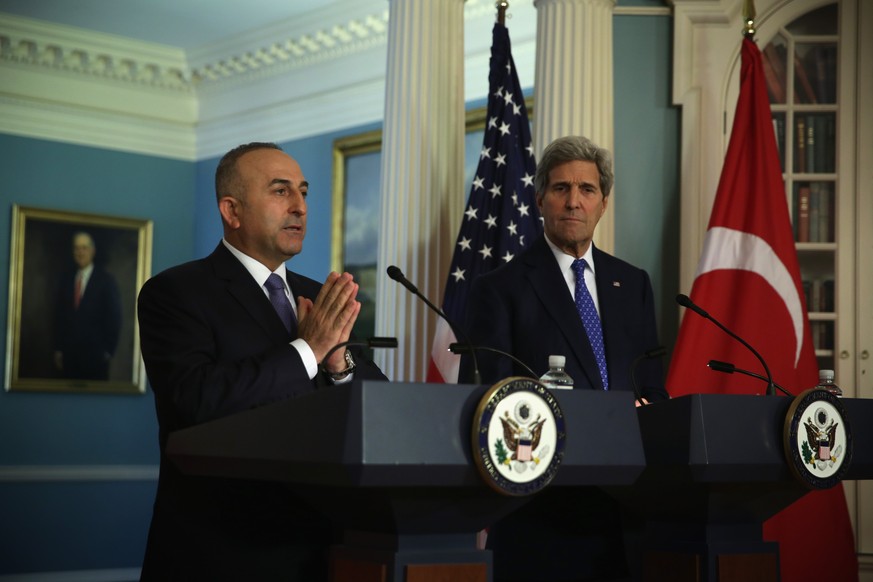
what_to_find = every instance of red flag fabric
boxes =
[666,37,857,581]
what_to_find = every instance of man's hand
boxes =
[296,272,360,371]
[634,397,650,408]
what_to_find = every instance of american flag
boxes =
[427,22,541,383]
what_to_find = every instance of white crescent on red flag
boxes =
[667,37,857,581]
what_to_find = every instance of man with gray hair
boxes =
[461,135,667,580]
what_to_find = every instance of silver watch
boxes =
[325,349,356,380]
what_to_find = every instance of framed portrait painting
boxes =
[5,205,153,394]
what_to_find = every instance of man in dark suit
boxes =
[137,142,388,581]
[53,231,122,381]
[461,135,668,581]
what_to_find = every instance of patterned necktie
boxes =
[264,273,297,336]
[74,272,83,309]
[571,259,608,390]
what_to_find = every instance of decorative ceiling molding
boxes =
[0,13,191,91]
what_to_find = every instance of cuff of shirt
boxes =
[290,338,318,380]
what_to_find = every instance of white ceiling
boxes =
[0,0,359,49]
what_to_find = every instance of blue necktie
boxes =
[264,273,297,336]
[571,259,608,390]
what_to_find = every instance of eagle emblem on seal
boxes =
[803,407,842,470]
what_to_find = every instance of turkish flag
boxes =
[667,38,857,581]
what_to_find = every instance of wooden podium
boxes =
[612,393,873,582]
[166,380,646,582]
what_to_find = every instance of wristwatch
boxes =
[324,349,356,381]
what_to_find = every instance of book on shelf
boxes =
[772,116,786,170]
[794,51,818,104]
[817,183,833,243]
[811,321,832,351]
[763,43,787,103]
[795,117,806,173]
[809,182,820,242]
[804,43,838,104]
[795,184,811,242]
[802,277,835,313]
[807,117,816,174]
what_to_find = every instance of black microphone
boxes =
[387,266,481,384]
[676,293,777,396]
[707,359,794,396]
[448,342,537,380]
[630,346,667,403]
[321,337,399,367]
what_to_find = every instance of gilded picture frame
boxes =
[330,101,531,338]
[5,205,153,394]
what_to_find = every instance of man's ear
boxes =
[218,196,241,229]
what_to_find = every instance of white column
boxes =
[533,0,616,253]
[374,0,466,381]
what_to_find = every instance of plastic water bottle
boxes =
[814,369,842,397]
[539,355,574,390]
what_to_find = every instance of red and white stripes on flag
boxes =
[427,22,540,383]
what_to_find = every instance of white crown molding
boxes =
[0,1,670,160]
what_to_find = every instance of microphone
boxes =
[448,342,537,380]
[630,346,667,403]
[387,266,481,384]
[322,337,399,367]
[707,360,794,396]
[676,293,777,396]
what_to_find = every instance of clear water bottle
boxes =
[814,369,842,397]
[539,355,574,390]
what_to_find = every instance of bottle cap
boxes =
[819,369,835,380]
[548,355,566,368]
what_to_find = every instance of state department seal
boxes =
[783,388,853,489]
[471,376,566,496]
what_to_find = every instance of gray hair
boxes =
[534,136,614,198]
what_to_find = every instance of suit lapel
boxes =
[208,244,291,340]
[525,237,603,390]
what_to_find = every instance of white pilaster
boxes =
[374,0,466,381]
[533,0,616,253]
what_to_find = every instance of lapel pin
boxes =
[613,281,621,287]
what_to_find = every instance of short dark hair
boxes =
[214,142,283,202]
[534,136,614,199]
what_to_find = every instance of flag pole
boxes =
[742,0,756,40]
[497,1,507,26]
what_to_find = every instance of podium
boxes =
[166,380,646,582]
[612,393,873,582]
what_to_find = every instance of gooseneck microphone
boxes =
[448,342,537,380]
[707,360,794,396]
[676,293,777,396]
[322,337,399,367]
[387,266,481,384]
[630,346,667,403]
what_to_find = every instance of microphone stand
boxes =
[677,294,777,396]
[707,360,794,396]
[448,343,537,380]
[322,337,398,367]
[387,266,482,384]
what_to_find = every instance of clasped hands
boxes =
[296,272,361,374]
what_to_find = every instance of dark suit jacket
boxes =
[137,243,387,581]
[54,266,121,380]
[460,235,666,581]
[461,235,667,401]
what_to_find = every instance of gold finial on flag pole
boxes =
[742,0,757,39]
[497,1,508,26]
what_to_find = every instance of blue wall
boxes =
[0,135,194,574]
[0,7,678,576]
